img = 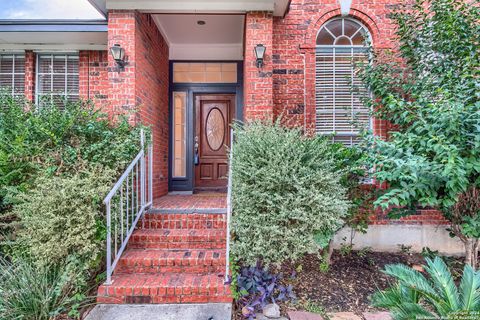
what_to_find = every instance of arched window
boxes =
[316,18,371,145]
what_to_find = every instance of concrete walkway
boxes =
[288,311,392,320]
[84,303,232,320]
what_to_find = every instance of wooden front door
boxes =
[194,94,235,191]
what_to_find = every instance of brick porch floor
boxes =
[151,193,227,212]
[97,193,231,305]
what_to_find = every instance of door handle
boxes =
[194,136,199,165]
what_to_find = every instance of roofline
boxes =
[0,19,107,25]
[0,21,107,33]
[88,0,108,17]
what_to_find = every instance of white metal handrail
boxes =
[225,128,234,282]
[104,129,153,285]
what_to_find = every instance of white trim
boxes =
[169,43,243,60]
[0,44,106,51]
[0,49,25,54]
[106,0,289,16]
[152,15,171,46]
[33,49,80,53]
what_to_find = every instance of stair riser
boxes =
[98,295,232,304]
[128,242,226,250]
[141,214,226,230]
[116,265,225,274]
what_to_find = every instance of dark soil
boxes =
[233,250,466,319]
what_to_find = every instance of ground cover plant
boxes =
[359,0,480,267]
[372,257,480,320]
[0,94,145,318]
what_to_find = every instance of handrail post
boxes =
[225,128,233,282]
[140,130,145,207]
[106,201,112,285]
[148,135,153,205]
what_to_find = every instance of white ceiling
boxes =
[154,14,244,45]
[153,14,245,60]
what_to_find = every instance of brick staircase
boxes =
[97,201,231,305]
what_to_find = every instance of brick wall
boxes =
[271,0,399,137]
[107,10,170,198]
[135,12,170,198]
[24,51,35,102]
[243,12,274,121]
[79,51,110,110]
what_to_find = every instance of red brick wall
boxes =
[107,10,170,198]
[271,0,398,136]
[135,12,170,198]
[370,208,449,226]
[243,12,274,121]
[24,51,35,102]
[79,51,110,110]
[107,10,137,119]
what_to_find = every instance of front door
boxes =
[194,94,235,191]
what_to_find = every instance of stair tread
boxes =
[119,249,226,265]
[105,272,228,286]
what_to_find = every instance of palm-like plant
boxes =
[372,257,480,320]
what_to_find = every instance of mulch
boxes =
[233,250,466,319]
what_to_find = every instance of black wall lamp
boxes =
[254,44,266,68]
[110,44,126,70]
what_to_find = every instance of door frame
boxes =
[168,61,243,192]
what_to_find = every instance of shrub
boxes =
[0,95,144,247]
[0,256,90,320]
[372,257,480,320]
[11,166,115,268]
[231,121,350,266]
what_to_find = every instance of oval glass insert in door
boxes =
[205,107,225,151]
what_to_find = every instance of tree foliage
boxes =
[359,0,480,266]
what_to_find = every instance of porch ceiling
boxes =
[153,14,244,61]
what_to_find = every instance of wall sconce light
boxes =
[254,44,266,68]
[110,44,126,69]
[337,0,352,16]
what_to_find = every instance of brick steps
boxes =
[141,213,226,230]
[98,273,231,304]
[129,229,226,249]
[97,201,231,305]
[116,249,226,274]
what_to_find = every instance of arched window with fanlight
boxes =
[316,17,371,145]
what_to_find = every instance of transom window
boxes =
[36,53,79,106]
[0,53,25,96]
[315,18,371,146]
[173,63,237,83]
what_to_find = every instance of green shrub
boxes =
[0,95,144,245]
[0,256,90,320]
[372,257,480,320]
[230,121,350,266]
[11,166,114,268]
